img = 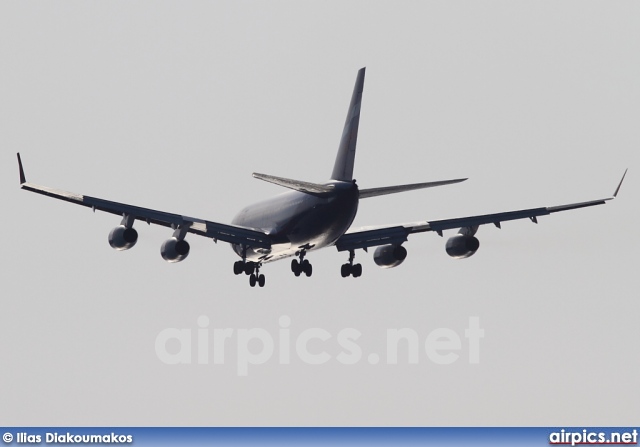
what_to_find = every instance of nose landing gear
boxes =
[233,246,266,287]
[291,249,312,277]
[249,265,266,288]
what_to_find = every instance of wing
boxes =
[335,170,627,252]
[17,154,271,249]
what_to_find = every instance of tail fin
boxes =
[331,67,366,181]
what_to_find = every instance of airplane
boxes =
[17,67,627,288]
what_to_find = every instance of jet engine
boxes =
[161,237,190,263]
[445,234,480,259]
[108,225,138,250]
[373,244,407,269]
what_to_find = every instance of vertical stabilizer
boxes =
[331,67,366,181]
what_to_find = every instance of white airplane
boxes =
[17,68,626,287]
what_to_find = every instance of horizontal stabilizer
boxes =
[359,178,467,199]
[252,173,335,197]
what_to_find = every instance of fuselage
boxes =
[231,181,359,263]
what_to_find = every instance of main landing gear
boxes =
[341,250,362,278]
[291,250,312,277]
[233,260,265,288]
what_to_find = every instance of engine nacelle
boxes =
[373,244,407,269]
[445,234,480,259]
[161,237,190,263]
[108,225,138,251]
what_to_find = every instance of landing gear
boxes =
[234,247,266,287]
[340,263,362,277]
[291,251,312,277]
[249,267,266,288]
[341,250,362,278]
[233,260,257,276]
[249,272,265,288]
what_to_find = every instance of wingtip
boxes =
[613,168,627,198]
[17,152,26,184]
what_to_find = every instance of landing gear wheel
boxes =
[244,261,255,275]
[301,259,312,277]
[258,274,265,288]
[341,263,351,278]
[249,273,257,287]
[233,261,244,275]
[352,263,362,278]
[291,259,302,277]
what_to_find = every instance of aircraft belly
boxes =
[231,187,358,263]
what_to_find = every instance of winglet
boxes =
[17,153,26,184]
[613,168,627,198]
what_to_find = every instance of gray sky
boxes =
[1,1,639,426]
